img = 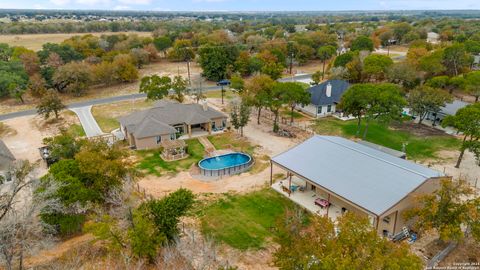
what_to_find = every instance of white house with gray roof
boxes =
[297,80,350,118]
[270,135,446,236]
[118,101,227,150]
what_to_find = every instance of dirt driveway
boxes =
[1,113,80,175]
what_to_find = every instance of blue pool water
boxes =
[199,153,251,170]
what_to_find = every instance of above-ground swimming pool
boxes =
[198,152,253,177]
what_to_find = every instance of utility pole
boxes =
[289,52,294,75]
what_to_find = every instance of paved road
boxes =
[0,74,312,121]
[70,106,104,138]
[374,48,407,61]
[278,74,312,83]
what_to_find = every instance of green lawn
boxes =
[198,189,306,250]
[136,139,205,176]
[91,99,154,133]
[281,109,304,119]
[208,133,256,155]
[67,123,86,137]
[94,114,120,133]
[204,89,238,100]
[313,117,460,160]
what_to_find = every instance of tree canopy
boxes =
[274,211,423,270]
[442,102,480,168]
[350,35,374,52]
[139,75,172,100]
[405,178,480,242]
[408,86,453,125]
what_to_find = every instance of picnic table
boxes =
[315,198,330,208]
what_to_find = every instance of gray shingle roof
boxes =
[308,80,350,106]
[118,101,227,139]
[272,135,443,216]
[0,140,15,161]
[440,100,469,116]
[133,116,177,138]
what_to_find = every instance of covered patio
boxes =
[178,129,224,140]
[271,174,343,220]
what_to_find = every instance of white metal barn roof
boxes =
[271,136,443,216]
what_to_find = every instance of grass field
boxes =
[0,32,152,51]
[0,122,17,137]
[198,189,305,250]
[91,99,154,132]
[208,133,256,156]
[136,139,204,176]
[204,89,238,100]
[313,117,460,160]
[67,123,86,138]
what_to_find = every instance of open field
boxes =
[0,111,82,166]
[91,99,154,132]
[0,60,208,115]
[0,32,152,51]
[208,133,256,156]
[204,89,238,100]
[198,189,306,250]
[313,117,461,161]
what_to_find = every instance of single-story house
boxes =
[427,32,439,44]
[0,140,15,184]
[473,55,480,70]
[270,135,445,236]
[118,100,227,150]
[297,80,350,118]
[426,99,470,124]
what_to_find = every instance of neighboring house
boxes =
[270,135,445,236]
[427,32,439,44]
[297,80,350,117]
[425,99,470,124]
[0,140,15,184]
[118,101,228,150]
[473,55,480,70]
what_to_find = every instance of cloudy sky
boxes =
[1,0,480,11]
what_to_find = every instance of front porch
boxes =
[178,129,224,140]
[271,175,344,221]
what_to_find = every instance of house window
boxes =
[211,121,216,129]
[327,105,332,113]
[222,119,227,127]
[156,136,162,144]
[317,106,322,114]
[170,133,176,140]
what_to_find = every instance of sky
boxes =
[1,0,480,11]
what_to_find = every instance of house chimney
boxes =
[202,99,208,111]
[326,82,332,97]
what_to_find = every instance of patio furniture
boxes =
[315,198,330,208]
[281,185,291,194]
[290,185,299,192]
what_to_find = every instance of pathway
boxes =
[70,106,104,138]
[198,136,216,155]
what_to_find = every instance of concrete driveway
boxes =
[70,106,104,138]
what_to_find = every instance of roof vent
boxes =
[326,82,332,97]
